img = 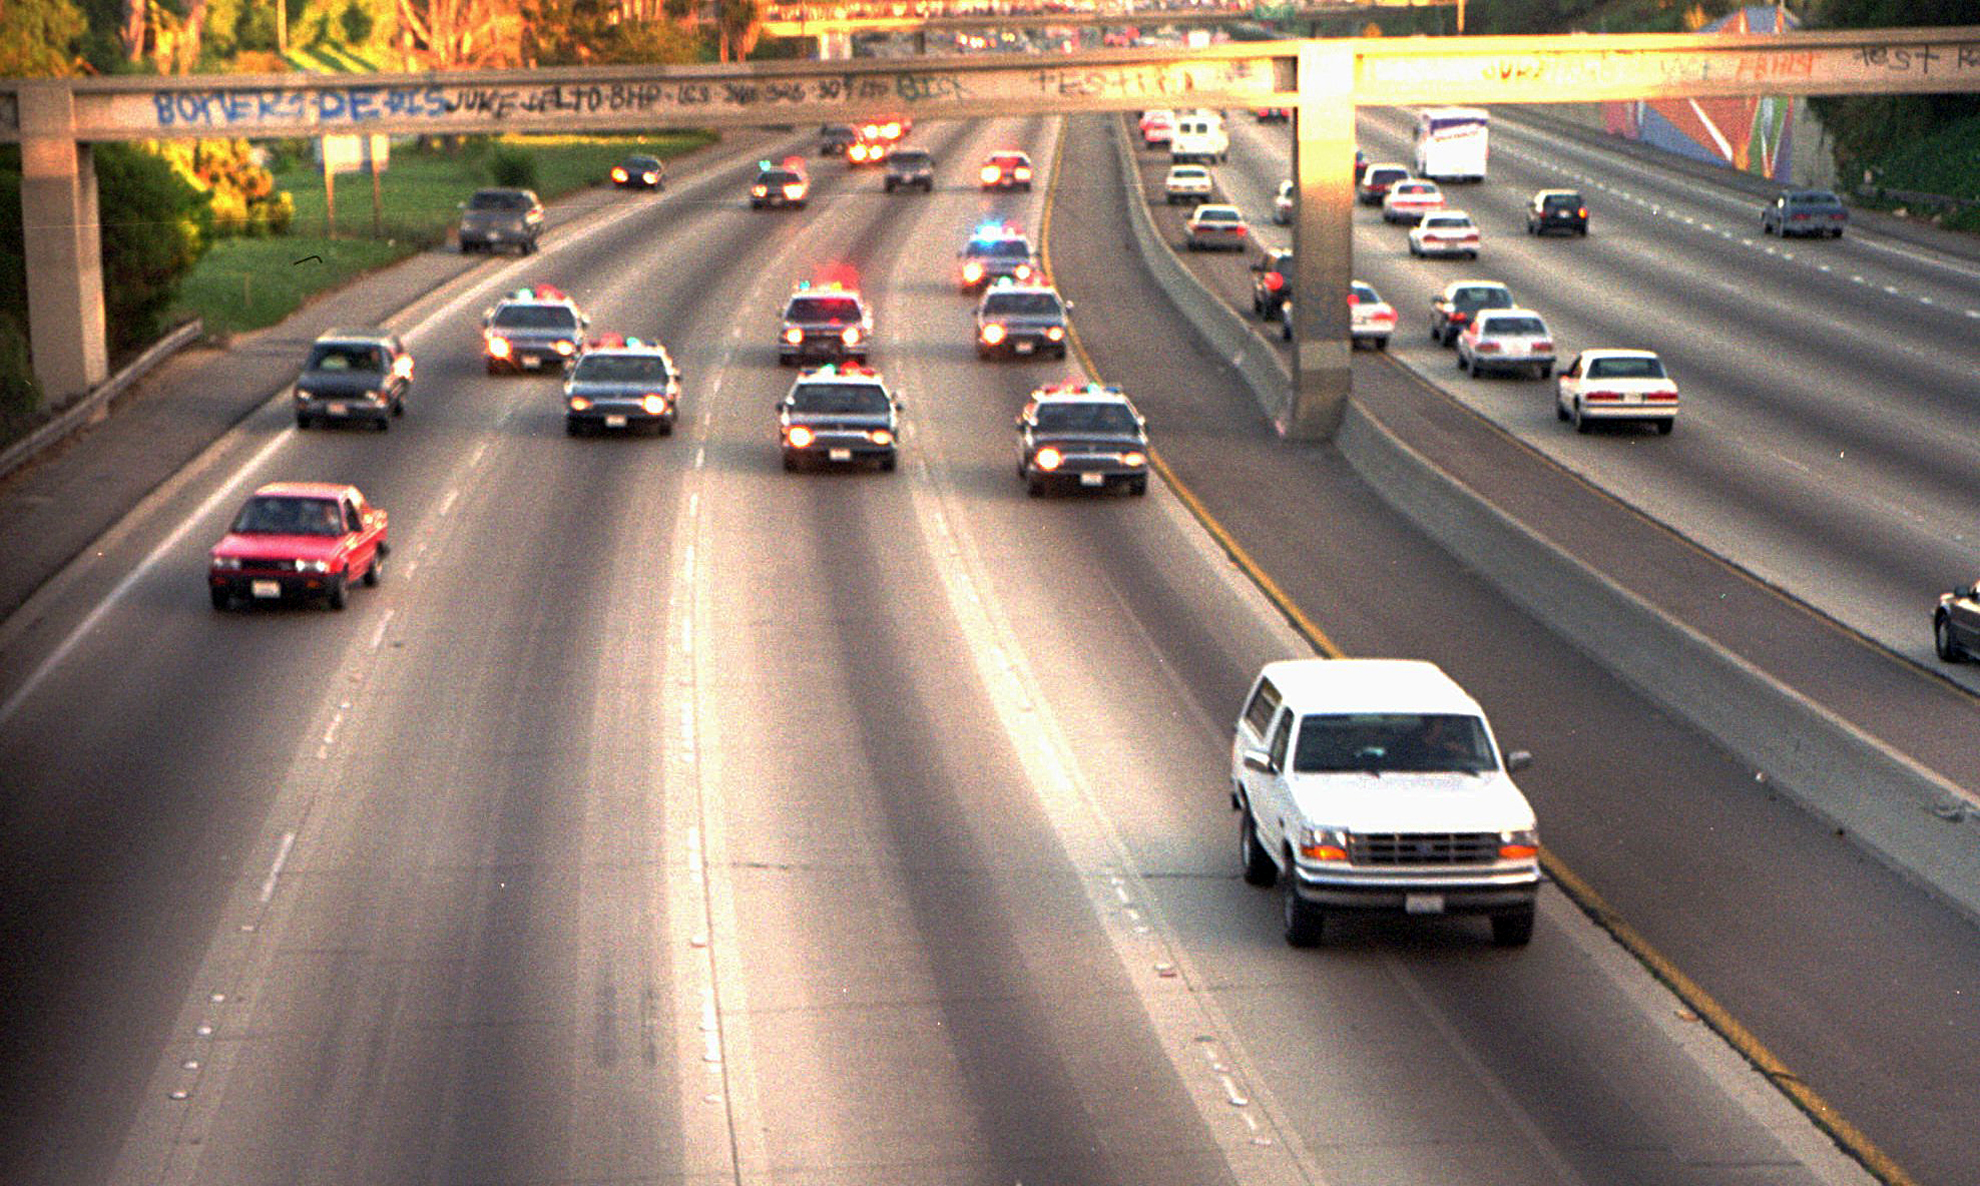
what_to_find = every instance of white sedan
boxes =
[1273,179,1294,225]
[1165,164,1215,205]
[1382,179,1444,224]
[1556,349,1680,434]
[1280,281,1397,349]
[1409,210,1481,259]
[1457,308,1553,379]
[1184,204,1250,251]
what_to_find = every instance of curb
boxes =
[1107,114,1980,929]
[0,318,204,484]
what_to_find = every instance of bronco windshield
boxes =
[1293,713,1496,775]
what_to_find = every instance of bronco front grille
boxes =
[1349,833,1500,866]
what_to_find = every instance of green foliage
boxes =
[0,0,88,76]
[523,1,702,65]
[0,149,39,431]
[1805,0,1980,191]
[487,144,540,189]
[149,139,294,238]
[339,0,376,43]
[95,143,211,353]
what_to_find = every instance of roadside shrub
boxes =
[150,139,293,237]
[488,144,540,190]
[95,142,211,353]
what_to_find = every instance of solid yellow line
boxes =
[1042,110,1919,1186]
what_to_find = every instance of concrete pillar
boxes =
[18,84,108,406]
[818,30,853,61]
[1286,42,1354,441]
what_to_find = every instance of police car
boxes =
[1015,382,1150,497]
[564,335,681,436]
[750,158,810,209]
[777,363,901,472]
[483,284,588,374]
[957,223,1040,293]
[975,280,1069,359]
[778,281,872,366]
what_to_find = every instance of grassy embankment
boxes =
[176,131,718,338]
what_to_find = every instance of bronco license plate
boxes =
[1404,893,1446,915]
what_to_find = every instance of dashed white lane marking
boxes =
[368,608,395,652]
[693,445,706,469]
[437,488,460,517]
[1883,284,1902,295]
[258,831,296,904]
[470,441,489,466]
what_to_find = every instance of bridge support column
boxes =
[1285,42,1354,441]
[19,85,108,406]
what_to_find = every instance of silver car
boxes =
[457,187,542,254]
[1456,308,1554,380]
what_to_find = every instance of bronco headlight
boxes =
[1297,825,1349,862]
[1499,829,1540,861]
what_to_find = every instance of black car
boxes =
[611,155,664,190]
[1017,384,1150,497]
[1935,578,1980,662]
[457,187,542,254]
[1762,188,1847,238]
[751,164,809,210]
[1250,249,1293,320]
[957,230,1040,292]
[779,366,900,472]
[482,287,588,373]
[975,284,1069,359]
[819,124,859,156]
[778,284,871,366]
[1526,189,1587,236]
[564,340,680,436]
[293,329,412,430]
[885,148,935,193]
[1429,281,1515,347]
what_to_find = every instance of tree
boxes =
[716,0,757,61]
[93,142,212,353]
[396,0,513,68]
[0,0,88,76]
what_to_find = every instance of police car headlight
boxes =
[981,323,1007,344]
[641,395,669,415]
[1044,326,1064,341]
[980,165,1002,184]
[1015,166,1032,181]
[869,428,894,446]
[642,171,658,184]
[752,185,768,197]
[782,183,806,200]
[787,425,815,448]
[1014,264,1032,280]
[961,262,984,283]
[554,340,575,356]
[784,328,804,345]
[569,396,593,412]
[1122,451,1147,468]
[841,327,862,346]
[1034,447,1063,471]
[612,167,629,182]
[487,337,512,358]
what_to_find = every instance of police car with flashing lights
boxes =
[975,281,1069,360]
[750,158,810,209]
[483,285,588,374]
[564,336,681,436]
[957,225,1040,293]
[1015,383,1150,497]
[777,363,901,472]
[611,155,664,190]
[778,281,872,366]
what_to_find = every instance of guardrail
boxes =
[0,319,204,483]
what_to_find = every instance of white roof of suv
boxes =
[1258,658,1483,717]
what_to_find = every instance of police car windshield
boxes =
[1034,402,1138,435]
[1588,356,1667,379]
[760,169,801,184]
[1293,713,1496,775]
[892,150,931,164]
[493,305,578,329]
[232,496,345,537]
[983,293,1061,316]
[791,383,889,413]
[305,344,385,372]
[967,239,1032,260]
[468,190,531,210]
[573,355,669,382]
[787,297,861,322]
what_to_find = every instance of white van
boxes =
[1414,107,1490,183]
[1169,112,1229,165]
[1230,659,1541,947]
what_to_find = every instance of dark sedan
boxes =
[293,329,411,430]
[1936,579,1980,662]
[1763,189,1848,238]
[1017,385,1150,497]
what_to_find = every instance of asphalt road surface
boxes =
[0,114,1973,1186]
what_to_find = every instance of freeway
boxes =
[1198,105,1980,691]
[0,113,1967,1186]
